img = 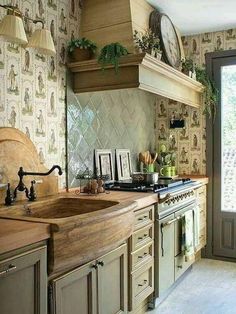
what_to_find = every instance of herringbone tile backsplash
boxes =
[67,85,156,187]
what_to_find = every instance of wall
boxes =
[0,0,81,188]
[67,87,156,187]
[155,28,236,176]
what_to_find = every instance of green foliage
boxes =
[67,37,97,54]
[98,43,129,73]
[181,58,219,119]
[133,29,161,56]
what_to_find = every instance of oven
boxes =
[153,185,197,303]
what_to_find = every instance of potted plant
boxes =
[98,42,129,73]
[67,37,97,62]
[133,29,162,59]
[181,58,219,119]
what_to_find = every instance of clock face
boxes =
[160,14,181,68]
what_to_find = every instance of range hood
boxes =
[68,53,204,108]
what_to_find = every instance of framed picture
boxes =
[95,149,114,181]
[116,149,132,181]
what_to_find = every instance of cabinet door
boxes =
[97,244,127,314]
[0,246,47,314]
[51,261,97,314]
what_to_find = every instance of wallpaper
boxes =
[67,86,156,187]
[155,28,236,176]
[0,0,81,188]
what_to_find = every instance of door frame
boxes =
[205,49,236,261]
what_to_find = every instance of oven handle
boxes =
[161,215,182,228]
[160,215,183,257]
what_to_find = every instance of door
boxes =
[206,50,236,259]
[0,246,47,314]
[51,260,97,314]
[97,244,127,314]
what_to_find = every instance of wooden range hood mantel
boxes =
[68,53,204,108]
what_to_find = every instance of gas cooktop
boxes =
[105,178,194,193]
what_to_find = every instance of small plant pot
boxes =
[70,48,93,62]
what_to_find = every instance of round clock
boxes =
[159,14,181,68]
[150,12,181,69]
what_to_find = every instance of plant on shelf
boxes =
[67,37,97,61]
[98,42,129,73]
[181,58,219,119]
[133,29,162,59]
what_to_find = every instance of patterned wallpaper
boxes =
[0,0,81,188]
[155,28,236,176]
[67,86,156,187]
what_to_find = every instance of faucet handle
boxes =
[5,183,14,206]
[28,181,37,202]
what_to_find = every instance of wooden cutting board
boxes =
[0,127,58,204]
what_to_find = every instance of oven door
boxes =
[174,202,196,281]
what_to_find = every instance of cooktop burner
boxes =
[105,178,193,193]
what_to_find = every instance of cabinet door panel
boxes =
[52,261,97,314]
[0,246,47,314]
[97,244,127,314]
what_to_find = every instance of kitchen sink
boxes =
[0,197,119,219]
[0,195,136,274]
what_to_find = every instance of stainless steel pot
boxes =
[132,172,159,185]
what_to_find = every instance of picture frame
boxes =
[95,149,114,181]
[116,149,132,181]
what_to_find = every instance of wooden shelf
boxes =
[68,53,204,108]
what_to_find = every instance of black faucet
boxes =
[12,165,63,203]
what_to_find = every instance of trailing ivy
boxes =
[98,43,129,73]
[181,58,219,119]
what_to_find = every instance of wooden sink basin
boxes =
[1,197,119,219]
[0,195,136,275]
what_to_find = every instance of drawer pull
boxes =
[138,253,148,259]
[177,265,183,269]
[138,215,148,221]
[138,279,148,287]
[0,264,17,277]
[138,234,148,241]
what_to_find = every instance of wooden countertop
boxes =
[0,176,208,255]
[0,218,50,255]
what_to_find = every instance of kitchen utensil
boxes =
[132,172,159,184]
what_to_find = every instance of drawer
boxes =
[196,185,206,200]
[131,223,153,252]
[130,241,153,271]
[175,254,193,281]
[134,206,154,231]
[199,204,206,229]
[199,226,207,247]
[129,260,154,311]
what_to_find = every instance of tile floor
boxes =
[148,258,236,314]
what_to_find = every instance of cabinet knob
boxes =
[98,261,104,267]
[177,265,183,269]
[91,263,98,269]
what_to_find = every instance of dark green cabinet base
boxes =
[0,246,47,314]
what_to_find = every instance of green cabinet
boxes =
[51,243,127,314]
[0,246,47,314]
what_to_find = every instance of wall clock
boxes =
[150,11,181,69]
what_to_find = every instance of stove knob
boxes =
[191,191,194,196]
[176,196,179,201]
[184,193,188,198]
[187,192,191,196]
[167,200,171,205]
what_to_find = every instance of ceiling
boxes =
[147,0,236,35]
